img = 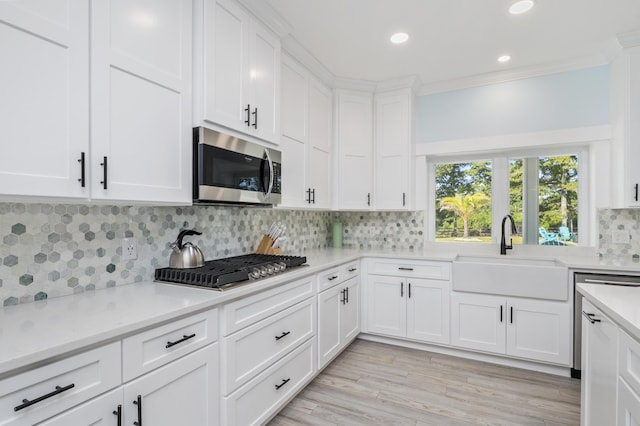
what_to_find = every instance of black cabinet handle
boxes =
[398,267,414,271]
[340,288,345,304]
[583,311,601,324]
[133,395,142,426]
[400,282,404,297]
[77,152,85,187]
[275,378,290,390]
[100,156,108,189]
[635,183,638,202]
[311,188,316,204]
[348,268,357,272]
[403,192,406,206]
[367,193,371,206]
[328,276,338,281]
[510,306,513,324]
[165,333,196,348]
[275,331,290,341]
[113,404,122,426]
[306,188,312,204]
[345,287,349,303]
[500,305,503,323]
[252,107,258,129]
[14,383,75,411]
[244,104,251,126]
[408,283,411,298]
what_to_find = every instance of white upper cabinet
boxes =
[91,0,193,204]
[374,89,415,210]
[199,0,280,144]
[611,46,640,207]
[334,90,373,210]
[280,55,332,208]
[0,1,89,199]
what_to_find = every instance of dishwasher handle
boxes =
[582,278,640,286]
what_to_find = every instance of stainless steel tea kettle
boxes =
[170,229,205,268]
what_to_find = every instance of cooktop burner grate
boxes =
[154,254,307,290]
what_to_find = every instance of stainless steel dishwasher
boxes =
[573,271,640,378]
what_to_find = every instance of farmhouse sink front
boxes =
[452,255,569,301]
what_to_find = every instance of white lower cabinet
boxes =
[223,338,316,426]
[123,343,219,426]
[618,379,640,426]
[451,293,571,365]
[36,388,123,426]
[318,276,360,368]
[366,274,450,345]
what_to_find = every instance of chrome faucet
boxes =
[500,214,518,255]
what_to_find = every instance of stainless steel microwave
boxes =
[193,128,282,205]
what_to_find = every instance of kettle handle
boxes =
[175,229,202,248]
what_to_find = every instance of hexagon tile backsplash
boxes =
[0,203,426,307]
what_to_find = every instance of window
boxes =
[435,161,492,243]
[432,151,582,247]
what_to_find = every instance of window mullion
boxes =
[523,158,540,244]
[491,156,510,244]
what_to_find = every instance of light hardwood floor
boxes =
[269,339,580,426]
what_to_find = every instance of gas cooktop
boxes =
[154,254,307,290]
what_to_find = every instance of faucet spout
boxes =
[500,214,517,255]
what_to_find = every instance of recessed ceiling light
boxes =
[390,32,410,44]
[509,0,535,15]
[498,55,512,63]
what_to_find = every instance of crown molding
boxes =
[237,0,291,37]
[333,77,377,92]
[280,36,336,88]
[417,55,609,96]
[617,30,640,48]
[375,75,422,93]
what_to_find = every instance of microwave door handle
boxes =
[264,148,274,197]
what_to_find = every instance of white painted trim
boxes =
[415,125,611,157]
[280,36,335,88]
[358,334,571,377]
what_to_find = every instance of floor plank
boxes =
[268,339,580,426]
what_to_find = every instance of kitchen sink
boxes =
[452,255,568,300]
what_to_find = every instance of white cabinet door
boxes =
[506,298,571,365]
[618,378,640,426]
[204,0,248,132]
[307,79,333,209]
[0,1,89,199]
[335,90,373,210]
[318,284,342,368]
[450,293,506,354]
[581,299,617,426]
[374,89,414,211]
[37,388,123,426]
[342,277,360,344]
[249,20,280,143]
[406,278,450,345]
[91,0,192,203]
[123,344,219,426]
[366,275,406,337]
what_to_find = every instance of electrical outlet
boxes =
[122,237,137,260]
[612,230,630,244]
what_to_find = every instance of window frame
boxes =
[427,145,591,247]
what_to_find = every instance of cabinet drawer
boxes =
[341,261,360,281]
[223,338,316,426]
[221,276,315,336]
[620,330,640,397]
[367,258,451,280]
[122,309,218,382]
[317,267,341,291]
[0,342,121,426]
[222,298,316,395]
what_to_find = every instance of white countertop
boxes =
[2,246,638,379]
[577,283,640,341]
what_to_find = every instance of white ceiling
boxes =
[263,0,640,91]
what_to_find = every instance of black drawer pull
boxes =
[583,311,601,324]
[398,267,414,271]
[348,268,357,272]
[166,333,196,348]
[113,404,122,426]
[328,276,338,281]
[14,383,75,411]
[133,394,142,426]
[275,331,291,341]
[275,378,290,390]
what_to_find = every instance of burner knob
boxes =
[260,266,269,277]
[272,263,283,273]
[266,264,276,275]
[249,268,261,280]
[278,262,287,271]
